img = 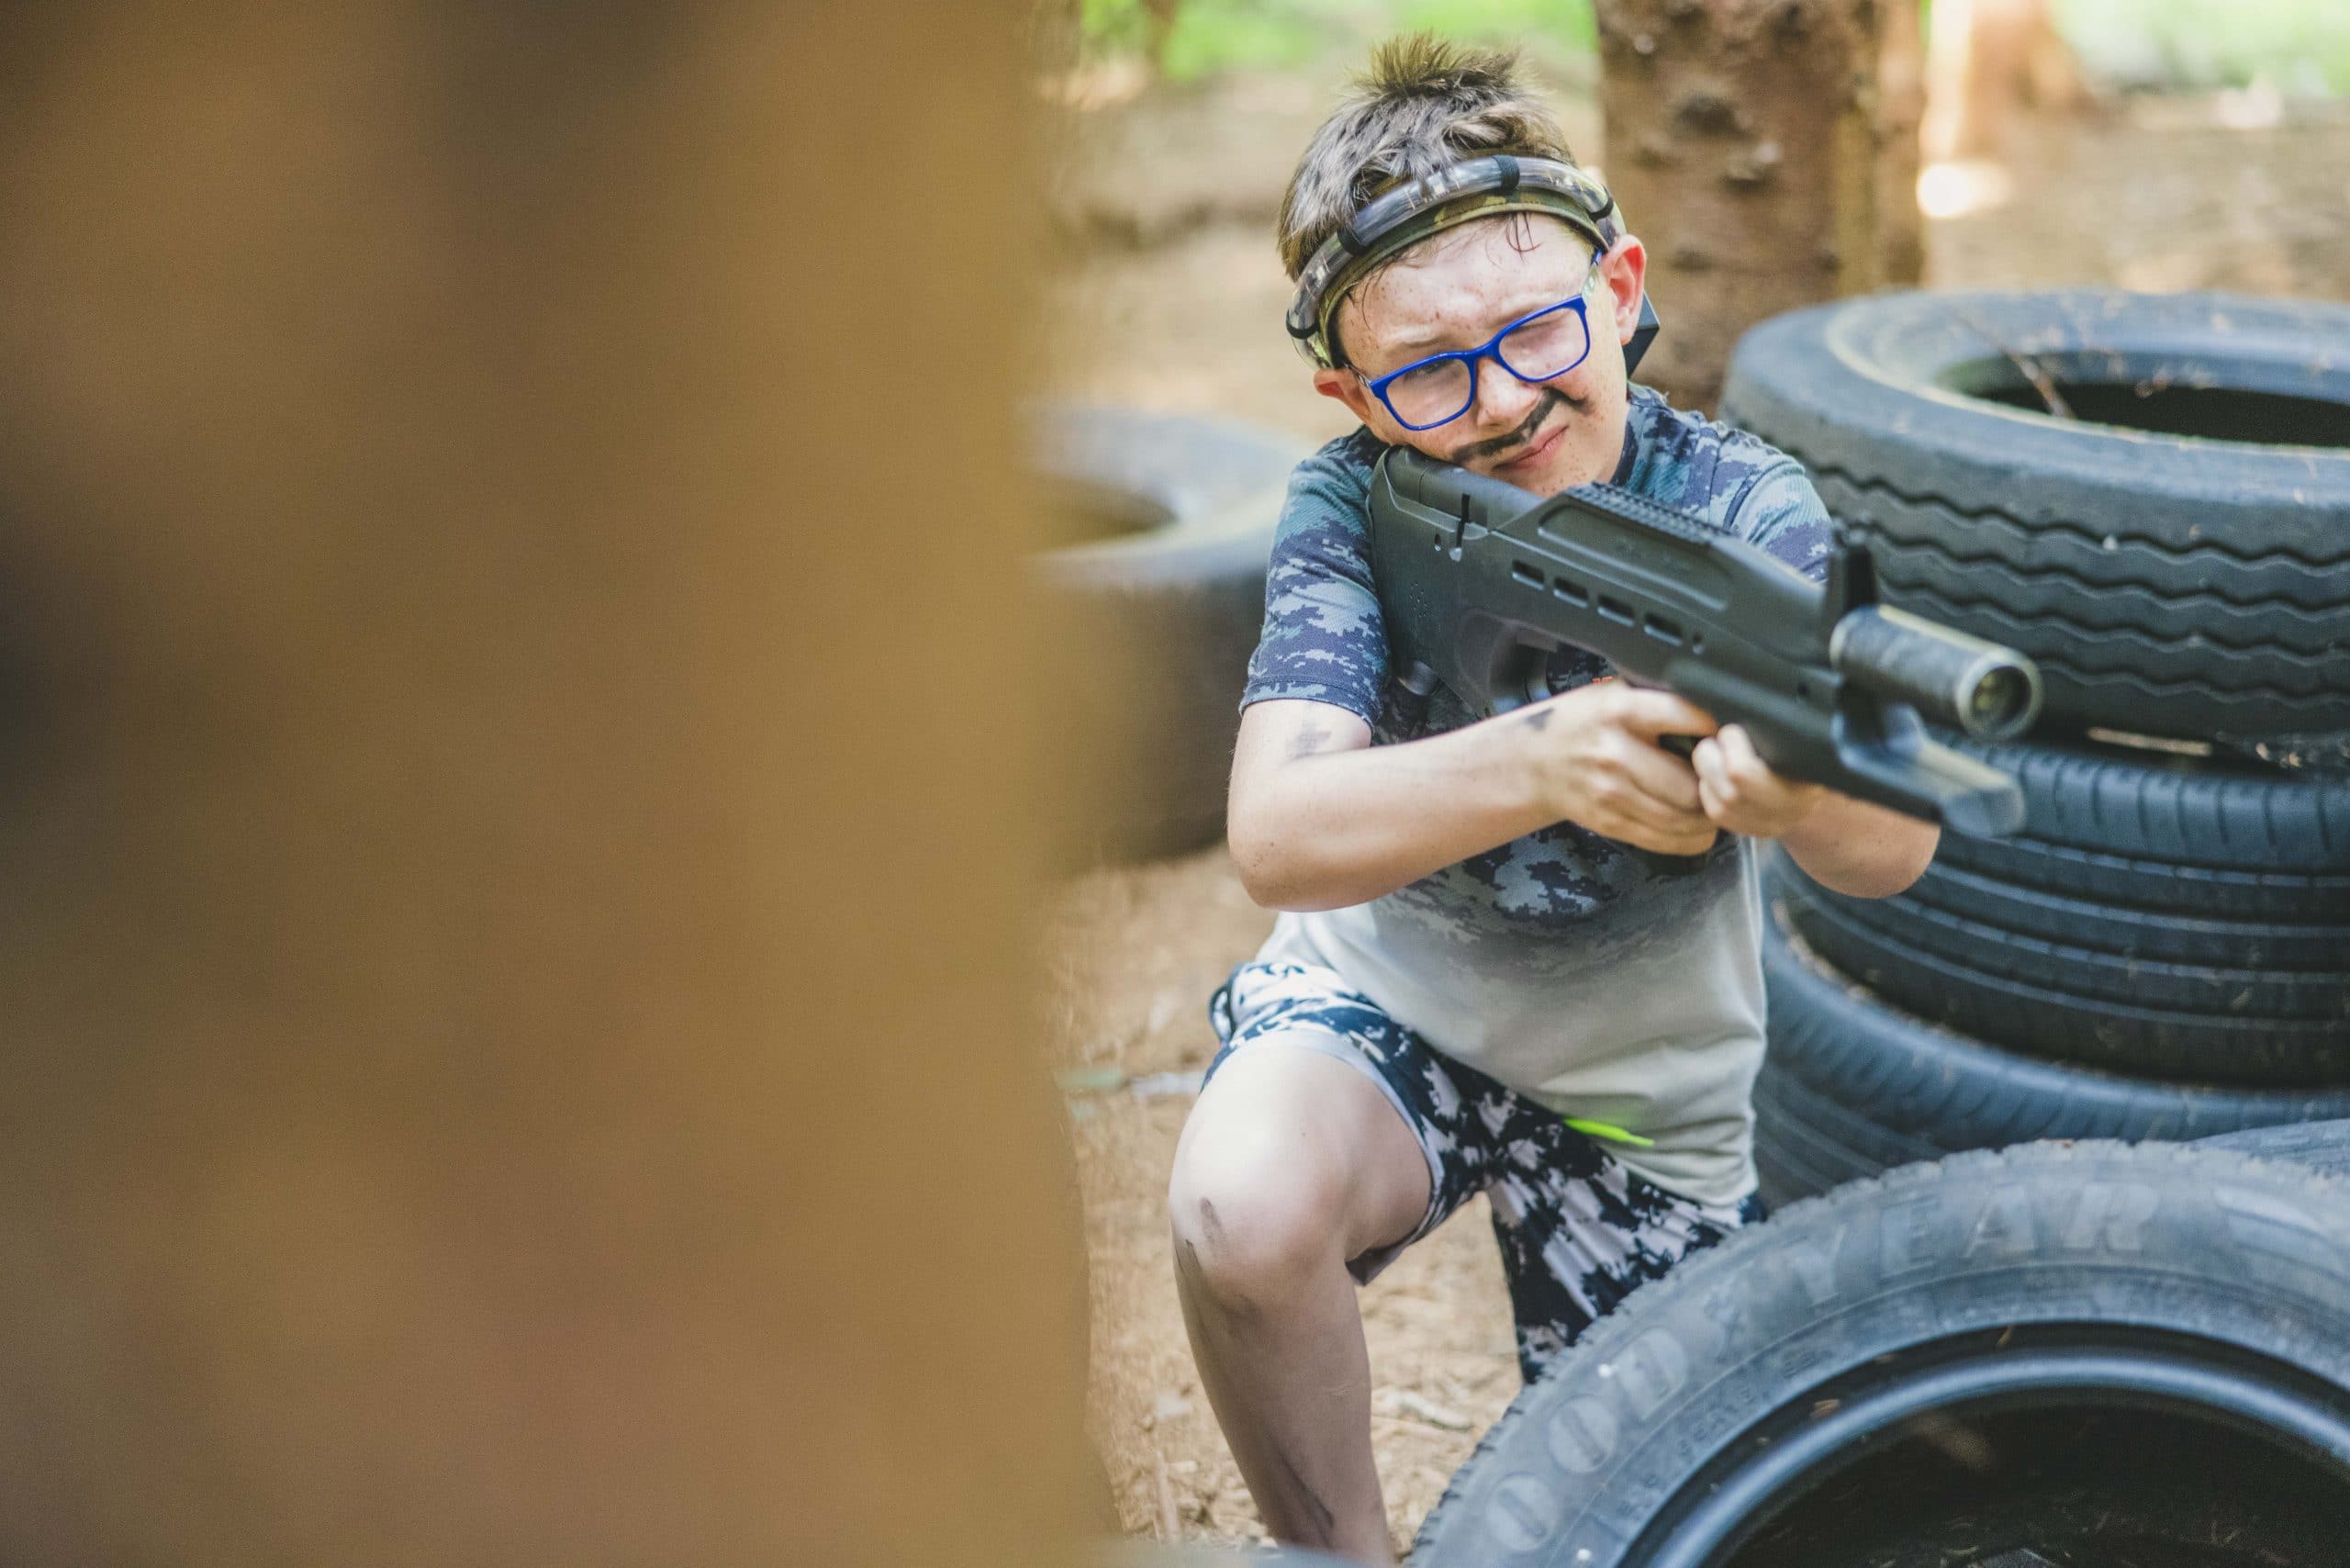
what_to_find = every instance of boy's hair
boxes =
[1275,35,1578,284]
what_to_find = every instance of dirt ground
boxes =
[1039,73,2350,1557]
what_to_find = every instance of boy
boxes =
[1167,37,1936,1564]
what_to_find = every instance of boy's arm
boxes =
[1226,686,1726,913]
[1689,722,1938,898]
[1781,793,1939,897]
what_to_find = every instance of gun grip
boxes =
[1633,841,1718,879]
[1641,732,1717,875]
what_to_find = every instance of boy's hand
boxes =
[1692,723,1826,840]
[1517,683,1721,857]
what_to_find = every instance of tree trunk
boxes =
[1875,0,1928,285]
[1596,0,1926,413]
[1923,0,2089,162]
[0,4,1089,1564]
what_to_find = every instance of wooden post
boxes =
[1596,0,1926,412]
[0,4,1089,1563]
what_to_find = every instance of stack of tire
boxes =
[1717,289,2350,1206]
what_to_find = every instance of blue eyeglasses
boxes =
[1360,296,1595,431]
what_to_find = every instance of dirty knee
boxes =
[1168,1122,1352,1305]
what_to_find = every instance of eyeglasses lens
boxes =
[1497,308,1590,381]
[1384,358,1474,429]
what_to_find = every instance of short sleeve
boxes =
[1238,439,1391,724]
[1729,460,1835,585]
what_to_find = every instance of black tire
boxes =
[1721,289,2350,741]
[1948,736,2350,886]
[1900,853,2344,969]
[1774,828,2349,1010]
[1772,850,2350,1018]
[2195,1118,2350,1183]
[1772,856,2350,1087]
[1933,735,2350,923]
[1944,826,2350,924]
[1035,407,1304,864]
[1412,1142,2350,1565]
[1753,902,2350,1205]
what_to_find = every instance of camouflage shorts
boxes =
[1206,958,1763,1383]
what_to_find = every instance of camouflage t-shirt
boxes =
[1242,385,1834,1205]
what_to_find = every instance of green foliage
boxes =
[1074,0,1149,58]
[2055,0,2350,94]
[1073,0,2350,95]
[1158,0,1348,80]
[1387,0,1595,54]
[1078,0,1593,83]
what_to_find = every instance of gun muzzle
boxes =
[1829,605,2042,741]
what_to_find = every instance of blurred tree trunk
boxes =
[1143,0,1183,70]
[1875,0,1927,284]
[1923,0,2089,162]
[1596,0,1926,413]
[0,3,1090,1564]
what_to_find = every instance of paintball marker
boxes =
[1366,447,2043,837]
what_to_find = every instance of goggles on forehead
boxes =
[1285,153,1661,375]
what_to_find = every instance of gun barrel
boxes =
[1829,606,2042,741]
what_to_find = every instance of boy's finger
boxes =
[1616,688,1720,742]
[1689,736,1727,796]
[1718,723,1772,785]
[1620,738,1705,813]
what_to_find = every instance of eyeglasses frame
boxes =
[1358,268,1606,432]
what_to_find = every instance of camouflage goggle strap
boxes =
[1286,154,1621,370]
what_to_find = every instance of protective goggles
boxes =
[1284,153,1661,376]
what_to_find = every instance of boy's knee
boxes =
[1168,1108,1350,1305]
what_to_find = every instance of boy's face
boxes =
[1315,215,1648,498]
